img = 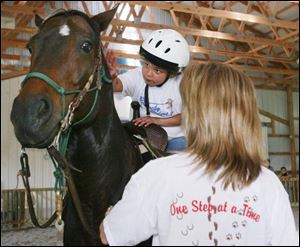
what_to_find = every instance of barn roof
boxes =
[1,1,299,91]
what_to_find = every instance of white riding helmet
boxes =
[139,29,190,73]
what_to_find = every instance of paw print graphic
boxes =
[241,220,247,227]
[235,233,242,240]
[226,234,232,240]
[232,221,238,228]
[244,196,250,203]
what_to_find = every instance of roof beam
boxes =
[1,5,45,15]
[3,20,297,49]
[117,1,299,30]
[2,37,297,70]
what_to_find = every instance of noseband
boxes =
[21,46,109,123]
[22,71,99,118]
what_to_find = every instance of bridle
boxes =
[18,14,112,237]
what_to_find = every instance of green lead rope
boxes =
[48,150,65,193]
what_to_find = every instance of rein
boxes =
[18,42,113,234]
[18,148,58,228]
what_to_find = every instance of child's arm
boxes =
[133,114,181,127]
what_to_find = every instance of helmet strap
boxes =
[144,73,170,116]
[144,84,150,116]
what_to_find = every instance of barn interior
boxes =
[1,1,299,242]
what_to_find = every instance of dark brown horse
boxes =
[10,6,145,246]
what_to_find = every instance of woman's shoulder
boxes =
[257,166,289,196]
[260,166,282,181]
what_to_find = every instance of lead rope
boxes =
[50,71,97,241]
[18,148,58,228]
[49,46,104,241]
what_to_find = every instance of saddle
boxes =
[123,101,170,159]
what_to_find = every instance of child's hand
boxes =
[106,49,118,79]
[133,116,160,127]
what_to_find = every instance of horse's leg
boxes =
[63,196,90,246]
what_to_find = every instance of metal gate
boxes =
[1,188,56,231]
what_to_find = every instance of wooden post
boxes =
[287,85,297,177]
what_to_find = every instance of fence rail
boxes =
[280,176,299,207]
[1,188,56,231]
[1,177,299,230]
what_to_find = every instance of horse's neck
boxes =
[66,85,136,201]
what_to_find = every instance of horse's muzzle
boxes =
[10,94,58,148]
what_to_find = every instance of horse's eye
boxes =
[26,44,32,54]
[80,41,93,53]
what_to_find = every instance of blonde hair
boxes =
[180,63,264,190]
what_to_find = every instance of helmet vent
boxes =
[155,40,162,48]
[175,40,181,42]
[164,48,171,53]
[148,38,153,44]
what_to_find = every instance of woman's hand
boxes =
[99,223,108,245]
[133,116,160,127]
[106,49,118,79]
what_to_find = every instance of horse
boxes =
[10,6,146,245]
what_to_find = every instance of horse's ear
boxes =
[92,4,119,32]
[35,14,44,28]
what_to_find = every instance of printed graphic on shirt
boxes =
[169,187,260,246]
[139,96,174,117]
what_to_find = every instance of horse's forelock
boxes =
[41,9,67,25]
[41,9,100,37]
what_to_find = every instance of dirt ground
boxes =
[1,226,58,246]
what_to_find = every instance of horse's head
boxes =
[10,7,118,148]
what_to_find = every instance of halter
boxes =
[21,71,99,118]
[21,43,112,153]
[21,47,110,123]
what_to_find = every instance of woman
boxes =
[100,63,298,246]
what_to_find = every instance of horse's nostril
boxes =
[31,96,53,124]
[37,99,50,116]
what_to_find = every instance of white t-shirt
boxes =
[118,67,184,140]
[103,153,298,246]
